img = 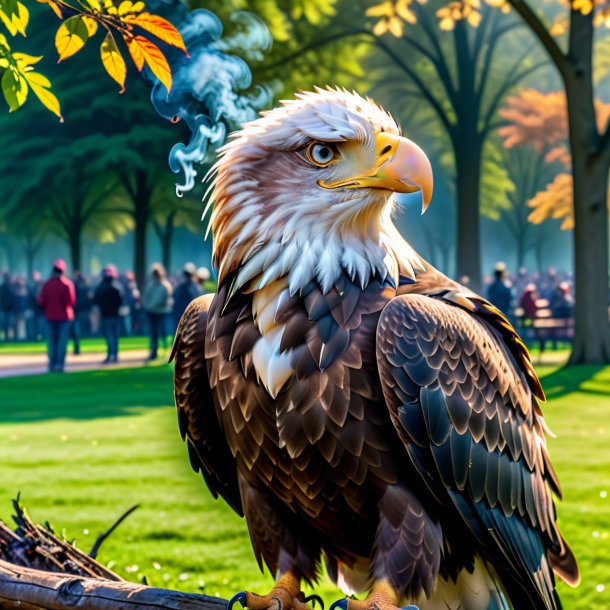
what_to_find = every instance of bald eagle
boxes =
[172,88,578,610]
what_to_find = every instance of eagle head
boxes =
[206,88,433,295]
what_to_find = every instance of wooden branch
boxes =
[0,560,227,610]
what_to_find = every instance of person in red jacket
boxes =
[38,259,75,373]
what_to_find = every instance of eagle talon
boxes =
[227,592,248,610]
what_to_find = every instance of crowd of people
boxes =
[482,262,575,351]
[1,257,577,371]
[0,258,211,372]
[483,262,575,323]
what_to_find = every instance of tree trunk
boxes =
[569,152,610,362]
[454,139,483,291]
[565,10,610,364]
[134,208,148,291]
[160,213,175,273]
[69,232,81,274]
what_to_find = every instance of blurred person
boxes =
[72,271,93,354]
[551,281,574,320]
[0,271,15,341]
[27,270,45,341]
[93,264,124,364]
[520,283,539,321]
[38,259,75,373]
[142,263,173,360]
[172,262,202,331]
[119,270,140,336]
[12,276,29,341]
[486,262,513,315]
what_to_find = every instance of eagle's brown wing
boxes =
[171,294,242,515]
[376,294,578,609]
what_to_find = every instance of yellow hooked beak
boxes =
[318,132,434,212]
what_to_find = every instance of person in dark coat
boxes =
[72,271,93,354]
[142,263,173,360]
[172,262,203,332]
[38,259,75,373]
[27,271,45,341]
[486,262,513,316]
[0,272,15,342]
[93,264,124,364]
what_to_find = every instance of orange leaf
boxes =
[126,35,171,92]
[124,12,187,54]
[100,31,126,92]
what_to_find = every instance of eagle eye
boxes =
[306,142,336,167]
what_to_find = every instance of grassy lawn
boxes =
[0,363,608,608]
[0,336,153,355]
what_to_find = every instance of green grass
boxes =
[0,336,153,355]
[0,364,608,608]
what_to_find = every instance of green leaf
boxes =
[55,15,90,61]
[1,68,28,111]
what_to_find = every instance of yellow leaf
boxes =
[1,68,28,111]
[13,52,43,66]
[467,10,482,26]
[366,1,394,18]
[82,15,98,36]
[117,0,134,15]
[396,0,417,22]
[100,31,126,92]
[55,15,90,61]
[0,2,29,36]
[372,18,389,36]
[387,16,404,36]
[439,16,455,29]
[126,35,171,92]
[37,0,63,18]
[124,12,187,54]
[23,70,62,119]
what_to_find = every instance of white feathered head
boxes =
[206,88,433,293]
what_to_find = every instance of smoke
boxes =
[145,6,272,195]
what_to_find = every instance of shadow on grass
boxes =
[0,364,174,423]
[540,364,609,400]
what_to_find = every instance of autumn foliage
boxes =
[0,0,187,119]
[499,89,610,229]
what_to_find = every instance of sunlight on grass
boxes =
[0,363,608,607]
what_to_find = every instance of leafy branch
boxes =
[0,0,188,119]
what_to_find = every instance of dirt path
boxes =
[0,350,156,378]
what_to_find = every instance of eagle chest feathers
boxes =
[205,273,400,526]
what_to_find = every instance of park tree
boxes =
[0,133,134,272]
[427,0,610,362]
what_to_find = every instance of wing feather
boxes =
[171,295,243,515]
[376,294,579,608]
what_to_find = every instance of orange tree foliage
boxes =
[498,88,610,229]
[0,0,186,119]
